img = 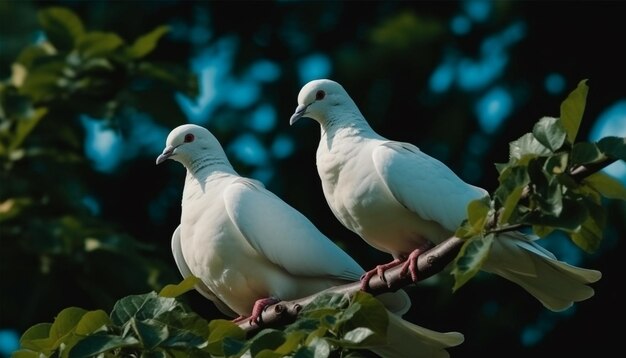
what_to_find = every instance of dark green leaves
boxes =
[17,290,212,357]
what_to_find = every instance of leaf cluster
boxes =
[15,277,389,358]
[452,80,626,289]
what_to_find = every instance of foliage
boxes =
[14,278,388,358]
[0,6,196,332]
[452,80,626,289]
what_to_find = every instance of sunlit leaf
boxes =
[560,79,588,144]
[110,292,179,326]
[19,323,52,352]
[305,337,330,358]
[584,172,626,201]
[49,307,87,344]
[77,32,124,59]
[467,196,491,231]
[533,116,567,151]
[127,25,170,59]
[499,186,524,225]
[75,310,111,336]
[341,328,376,346]
[597,136,626,161]
[509,133,551,160]
[159,276,200,298]
[10,351,41,358]
[37,7,85,51]
[452,234,494,291]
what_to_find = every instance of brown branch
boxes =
[236,157,617,334]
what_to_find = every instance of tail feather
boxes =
[370,313,464,358]
[484,232,601,311]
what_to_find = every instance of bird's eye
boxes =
[315,90,326,101]
[184,133,195,143]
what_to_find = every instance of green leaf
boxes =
[11,351,41,358]
[77,32,124,59]
[597,136,626,161]
[523,197,588,232]
[584,172,626,201]
[341,327,376,346]
[249,330,285,357]
[75,310,111,335]
[19,323,52,352]
[222,336,246,357]
[127,25,170,59]
[159,276,200,298]
[532,225,554,238]
[37,7,85,51]
[560,79,589,144]
[532,116,567,151]
[452,233,494,291]
[69,334,140,358]
[570,215,603,253]
[273,331,307,356]
[466,196,491,233]
[9,107,48,152]
[305,337,330,358]
[131,318,169,350]
[499,186,524,225]
[544,152,569,175]
[110,292,179,326]
[206,319,245,356]
[136,62,199,98]
[344,292,387,334]
[49,307,88,345]
[20,60,66,102]
[571,142,605,166]
[509,133,552,160]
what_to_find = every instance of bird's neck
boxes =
[185,154,236,182]
[320,108,372,140]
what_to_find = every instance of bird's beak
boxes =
[156,145,175,165]
[289,103,309,125]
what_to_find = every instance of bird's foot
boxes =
[248,297,280,326]
[360,258,403,291]
[399,242,434,282]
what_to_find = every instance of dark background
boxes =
[1,1,624,356]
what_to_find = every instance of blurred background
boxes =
[1,1,625,356]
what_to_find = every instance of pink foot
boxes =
[232,315,247,323]
[360,258,403,291]
[248,297,280,325]
[399,243,433,282]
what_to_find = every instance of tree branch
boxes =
[236,158,617,334]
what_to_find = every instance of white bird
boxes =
[289,79,602,312]
[156,124,464,358]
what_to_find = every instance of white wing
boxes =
[223,179,364,281]
[171,225,238,317]
[372,141,488,232]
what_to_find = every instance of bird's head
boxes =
[289,79,353,126]
[156,124,223,167]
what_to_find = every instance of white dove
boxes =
[156,124,464,357]
[289,79,602,312]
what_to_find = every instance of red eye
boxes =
[315,90,325,100]
[184,133,195,143]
